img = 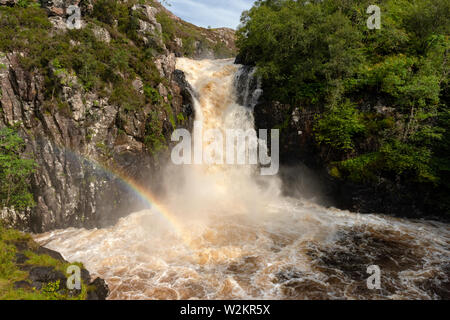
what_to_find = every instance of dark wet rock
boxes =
[12,242,109,299]
[29,266,67,290]
[81,268,91,284]
[173,69,198,101]
[35,246,67,263]
[332,179,434,220]
[87,277,109,300]
[15,252,29,264]
[173,69,196,130]
[234,65,262,109]
[0,0,17,6]
[14,280,33,290]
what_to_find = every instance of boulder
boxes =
[87,277,109,300]
[29,266,67,290]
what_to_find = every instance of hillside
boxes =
[0,0,236,232]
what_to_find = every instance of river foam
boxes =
[35,59,450,300]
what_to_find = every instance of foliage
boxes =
[155,8,236,58]
[143,85,162,104]
[144,111,167,157]
[0,225,87,300]
[0,4,162,106]
[0,127,36,210]
[237,0,450,214]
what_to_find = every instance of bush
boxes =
[0,127,36,210]
[315,101,366,151]
[238,0,450,214]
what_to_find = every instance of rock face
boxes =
[0,0,18,5]
[0,1,200,232]
[0,51,177,232]
[86,277,109,300]
[234,65,263,109]
[40,0,93,16]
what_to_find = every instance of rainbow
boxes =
[53,145,192,246]
[102,164,192,245]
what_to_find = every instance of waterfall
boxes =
[34,58,450,300]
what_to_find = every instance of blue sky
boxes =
[162,0,256,29]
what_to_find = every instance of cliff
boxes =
[0,0,236,232]
[234,0,449,221]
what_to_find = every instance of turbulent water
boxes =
[35,59,450,300]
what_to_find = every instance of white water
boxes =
[35,59,450,300]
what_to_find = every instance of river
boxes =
[35,58,450,300]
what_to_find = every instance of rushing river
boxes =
[35,59,450,300]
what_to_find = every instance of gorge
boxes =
[34,58,450,300]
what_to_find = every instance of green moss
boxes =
[143,85,162,105]
[164,104,176,129]
[177,113,185,123]
[0,225,87,300]
[144,111,167,157]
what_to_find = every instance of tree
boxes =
[0,127,36,210]
[237,0,450,216]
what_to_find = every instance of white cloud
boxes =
[162,0,255,29]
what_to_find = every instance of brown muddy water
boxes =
[35,59,450,300]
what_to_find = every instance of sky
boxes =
[161,0,256,29]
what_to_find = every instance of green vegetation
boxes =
[0,225,87,300]
[0,2,162,108]
[155,8,236,58]
[0,0,192,159]
[0,0,235,160]
[0,127,36,210]
[315,101,366,151]
[237,0,449,215]
[144,110,167,157]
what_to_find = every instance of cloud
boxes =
[162,0,255,29]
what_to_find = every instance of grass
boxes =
[0,224,88,300]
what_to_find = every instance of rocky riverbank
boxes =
[0,224,108,299]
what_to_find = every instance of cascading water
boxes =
[34,59,450,300]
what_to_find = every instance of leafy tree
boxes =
[237,0,450,215]
[315,101,366,151]
[0,127,36,210]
